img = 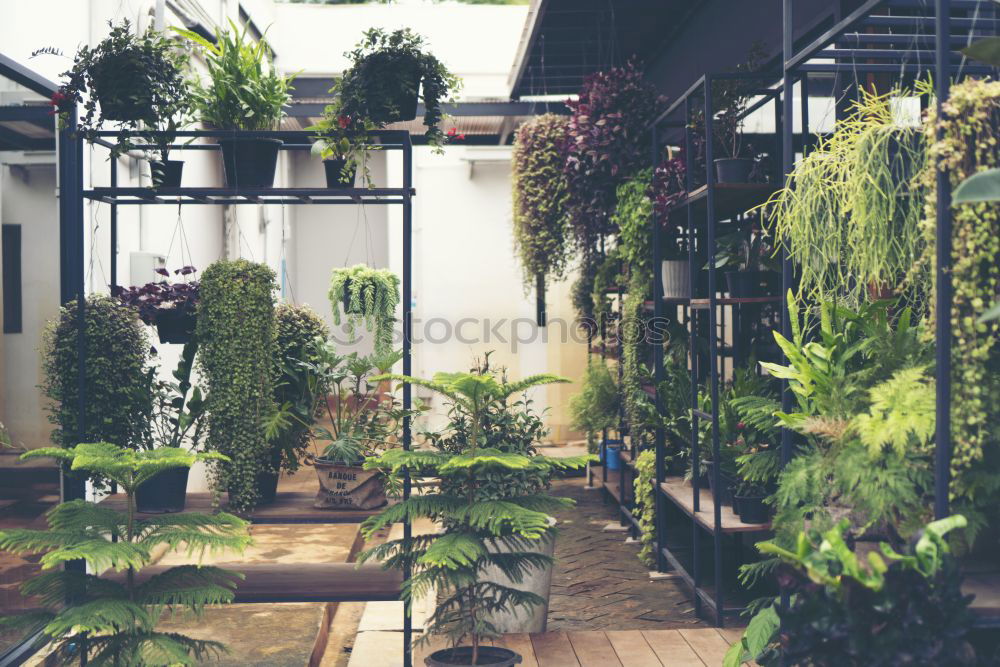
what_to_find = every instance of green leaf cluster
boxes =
[613,168,654,287]
[196,259,277,513]
[0,443,250,666]
[329,264,400,355]
[569,359,619,453]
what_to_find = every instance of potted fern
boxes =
[176,21,294,188]
[0,443,251,664]
[359,366,591,665]
[329,265,400,355]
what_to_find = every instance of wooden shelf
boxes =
[688,296,781,309]
[668,183,778,223]
[659,477,770,534]
[99,491,389,524]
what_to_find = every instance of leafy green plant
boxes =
[614,168,655,286]
[196,260,277,513]
[307,105,378,185]
[268,304,329,474]
[589,247,624,333]
[569,360,620,454]
[0,443,250,665]
[359,368,588,661]
[146,340,207,453]
[40,20,189,161]
[512,114,571,295]
[332,28,460,151]
[328,265,400,355]
[633,449,656,566]
[41,295,153,480]
[726,516,974,666]
[176,21,293,131]
[763,89,926,304]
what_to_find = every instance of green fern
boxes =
[0,444,250,665]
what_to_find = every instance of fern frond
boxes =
[135,565,243,614]
[478,551,554,583]
[456,500,552,538]
[143,526,252,562]
[44,598,152,637]
[86,630,228,666]
[418,534,488,569]
[500,374,571,399]
[44,499,127,534]
[0,529,151,572]
[19,570,125,608]
[360,494,464,537]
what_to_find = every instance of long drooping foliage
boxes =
[511,114,571,293]
[614,168,655,287]
[197,260,277,513]
[329,265,400,355]
[912,78,1000,505]
[359,367,589,663]
[41,295,153,462]
[0,443,250,665]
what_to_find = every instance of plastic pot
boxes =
[661,260,691,299]
[714,158,753,184]
[605,444,623,471]
[155,308,196,345]
[150,160,184,188]
[136,467,189,514]
[369,67,422,124]
[735,494,770,524]
[424,647,522,667]
[218,137,282,188]
[323,158,357,188]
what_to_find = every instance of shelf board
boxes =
[98,491,389,524]
[966,571,1000,628]
[688,296,781,309]
[659,477,770,534]
[657,544,751,617]
[83,186,414,206]
[669,183,778,223]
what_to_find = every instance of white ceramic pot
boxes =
[480,518,557,633]
[661,260,691,299]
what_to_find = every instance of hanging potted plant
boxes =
[359,366,590,665]
[335,28,460,151]
[113,266,199,344]
[176,21,294,188]
[40,20,190,184]
[329,264,400,355]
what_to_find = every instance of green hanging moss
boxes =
[329,265,400,355]
[197,259,277,513]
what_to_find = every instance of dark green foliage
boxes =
[569,360,619,453]
[270,304,329,473]
[41,295,153,465]
[0,443,251,666]
[197,260,277,513]
[329,265,400,355]
[614,168,654,286]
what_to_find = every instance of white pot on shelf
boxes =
[661,260,691,299]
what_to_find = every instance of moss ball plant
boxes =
[41,295,153,461]
[197,259,277,513]
[511,113,572,294]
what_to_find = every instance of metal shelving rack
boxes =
[59,128,419,665]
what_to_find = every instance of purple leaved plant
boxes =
[113,266,198,326]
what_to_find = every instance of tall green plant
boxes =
[0,443,250,665]
[511,114,571,294]
[197,260,277,513]
[41,295,153,462]
[328,265,400,355]
[569,360,620,453]
[359,369,588,663]
[614,168,654,286]
[176,21,293,131]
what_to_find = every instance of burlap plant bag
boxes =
[313,459,387,510]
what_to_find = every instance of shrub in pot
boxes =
[307,111,371,188]
[42,19,190,176]
[114,266,199,344]
[712,219,779,298]
[196,259,277,514]
[706,43,766,184]
[177,21,294,188]
[569,359,620,455]
[328,264,400,355]
[360,363,590,665]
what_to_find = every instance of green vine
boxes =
[621,273,653,446]
[633,448,656,566]
[511,114,571,293]
[197,260,277,513]
[614,168,654,287]
[914,78,1000,500]
[329,265,400,355]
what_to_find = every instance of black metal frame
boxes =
[51,128,417,666]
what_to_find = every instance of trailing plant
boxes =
[652,156,688,222]
[359,368,588,662]
[332,28,460,151]
[564,60,664,253]
[621,273,653,445]
[196,260,277,513]
[329,264,400,355]
[726,515,974,666]
[176,21,294,131]
[113,266,199,327]
[269,304,329,474]
[614,168,655,286]
[511,114,572,294]
[41,295,153,471]
[41,20,189,161]
[0,443,250,665]
[762,89,927,304]
[912,78,1000,504]
[569,359,620,453]
[633,449,656,566]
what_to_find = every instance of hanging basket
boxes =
[154,308,196,344]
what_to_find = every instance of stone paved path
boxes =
[547,477,708,632]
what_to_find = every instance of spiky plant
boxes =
[0,443,251,666]
[359,368,591,664]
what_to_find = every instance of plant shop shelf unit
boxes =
[60,128,421,666]
[647,0,1000,628]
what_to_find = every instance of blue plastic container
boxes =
[605,443,623,471]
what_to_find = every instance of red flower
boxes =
[49,91,70,115]
[447,127,466,141]
[337,115,351,129]
[736,421,746,431]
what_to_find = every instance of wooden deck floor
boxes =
[413,628,743,666]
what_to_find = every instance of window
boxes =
[3,224,22,333]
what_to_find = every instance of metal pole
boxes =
[704,76,724,628]
[781,0,795,469]
[651,126,668,572]
[110,158,117,291]
[684,93,701,619]
[934,0,952,519]
[402,134,414,667]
